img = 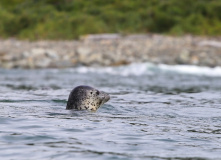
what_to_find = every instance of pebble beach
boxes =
[1,34,221,69]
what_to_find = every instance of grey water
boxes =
[0,64,221,160]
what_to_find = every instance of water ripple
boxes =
[0,68,221,159]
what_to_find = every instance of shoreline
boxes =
[1,34,221,69]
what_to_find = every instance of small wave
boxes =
[68,63,221,77]
[69,63,153,76]
[157,64,221,77]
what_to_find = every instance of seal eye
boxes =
[96,91,100,95]
[90,92,93,94]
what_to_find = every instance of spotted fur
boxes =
[66,85,110,111]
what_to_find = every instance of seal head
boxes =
[66,85,110,111]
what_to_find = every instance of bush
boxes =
[0,0,221,39]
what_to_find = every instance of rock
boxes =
[0,52,6,56]
[14,59,28,68]
[111,60,130,66]
[176,49,190,64]
[80,33,121,41]
[35,58,51,68]
[2,62,14,69]
[50,60,73,68]
[77,47,91,55]
[190,55,199,65]
[21,51,30,58]
[1,54,14,61]
[0,34,221,69]
[27,57,35,69]
[198,40,221,48]
[45,50,59,60]
[31,48,46,57]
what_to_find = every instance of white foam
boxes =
[71,63,153,76]
[157,64,221,77]
[69,63,221,77]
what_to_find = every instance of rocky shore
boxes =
[0,34,221,69]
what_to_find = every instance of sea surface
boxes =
[0,63,221,160]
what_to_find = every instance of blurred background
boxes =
[0,0,221,40]
[1,0,221,69]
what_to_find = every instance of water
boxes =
[0,63,221,160]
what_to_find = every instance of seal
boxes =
[66,85,110,111]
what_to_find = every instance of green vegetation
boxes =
[0,0,221,40]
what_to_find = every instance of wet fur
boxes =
[66,85,110,111]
